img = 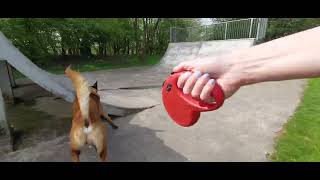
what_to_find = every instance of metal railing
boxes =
[170,18,268,42]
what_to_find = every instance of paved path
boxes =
[0,79,306,162]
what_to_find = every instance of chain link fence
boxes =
[170,18,268,42]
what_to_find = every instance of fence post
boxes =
[205,25,207,41]
[169,27,172,42]
[249,18,253,38]
[0,88,13,154]
[224,22,228,40]
[263,18,269,39]
[256,18,261,40]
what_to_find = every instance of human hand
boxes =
[173,56,242,102]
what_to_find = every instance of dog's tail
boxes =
[65,65,90,120]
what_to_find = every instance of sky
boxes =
[200,18,213,25]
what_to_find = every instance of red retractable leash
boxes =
[162,71,225,127]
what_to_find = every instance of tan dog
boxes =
[65,66,117,162]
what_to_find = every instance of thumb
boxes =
[216,78,240,99]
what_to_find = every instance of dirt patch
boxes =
[5,80,72,151]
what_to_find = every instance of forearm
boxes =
[229,26,320,86]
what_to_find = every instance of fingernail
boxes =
[201,73,209,79]
[208,79,215,85]
[194,71,202,78]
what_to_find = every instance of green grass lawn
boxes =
[271,78,320,161]
[13,55,162,79]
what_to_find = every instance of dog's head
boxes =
[87,80,102,120]
[89,81,100,97]
[89,81,101,108]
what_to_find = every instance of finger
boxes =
[173,62,185,72]
[200,79,215,103]
[173,62,193,72]
[183,71,202,94]
[191,73,210,99]
[177,71,192,88]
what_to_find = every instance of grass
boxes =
[271,78,320,162]
[12,55,162,79]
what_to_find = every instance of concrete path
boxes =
[0,31,255,116]
[0,79,306,162]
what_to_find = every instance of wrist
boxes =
[227,52,264,87]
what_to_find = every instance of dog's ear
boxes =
[92,81,98,90]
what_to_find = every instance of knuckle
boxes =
[191,89,200,98]
[200,94,207,101]
[183,86,190,94]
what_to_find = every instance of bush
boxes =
[265,18,320,41]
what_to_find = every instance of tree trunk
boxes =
[142,18,148,58]
[150,18,161,55]
[61,47,66,56]
[104,43,107,56]
[98,43,103,57]
[134,18,139,55]
[113,43,119,55]
[127,40,130,55]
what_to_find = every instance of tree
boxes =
[265,18,320,40]
[0,18,200,63]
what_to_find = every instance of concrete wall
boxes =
[0,60,14,100]
[0,88,12,154]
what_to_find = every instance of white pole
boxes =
[249,18,253,38]
[224,22,228,40]
[169,27,172,42]
[256,18,261,40]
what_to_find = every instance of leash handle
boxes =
[172,71,225,111]
[162,71,225,127]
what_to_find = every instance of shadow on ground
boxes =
[106,113,188,162]
[1,81,187,162]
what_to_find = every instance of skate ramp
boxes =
[0,32,74,102]
[160,38,255,67]
[0,32,255,115]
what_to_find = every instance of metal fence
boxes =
[170,18,268,42]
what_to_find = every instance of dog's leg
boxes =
[70,126,86,162]
[70,137,82,162]
[91,140,107,162]
[101,114,118,129]
[99,146,107,162]
[70,133,81,162]
[71,149,81,162]
[89,124,108,162]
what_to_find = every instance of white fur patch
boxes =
[83,126,93,134]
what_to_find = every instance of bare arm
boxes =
[232,26,320,85]
[173,26,320,101]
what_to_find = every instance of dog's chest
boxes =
[83,126,93,134]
